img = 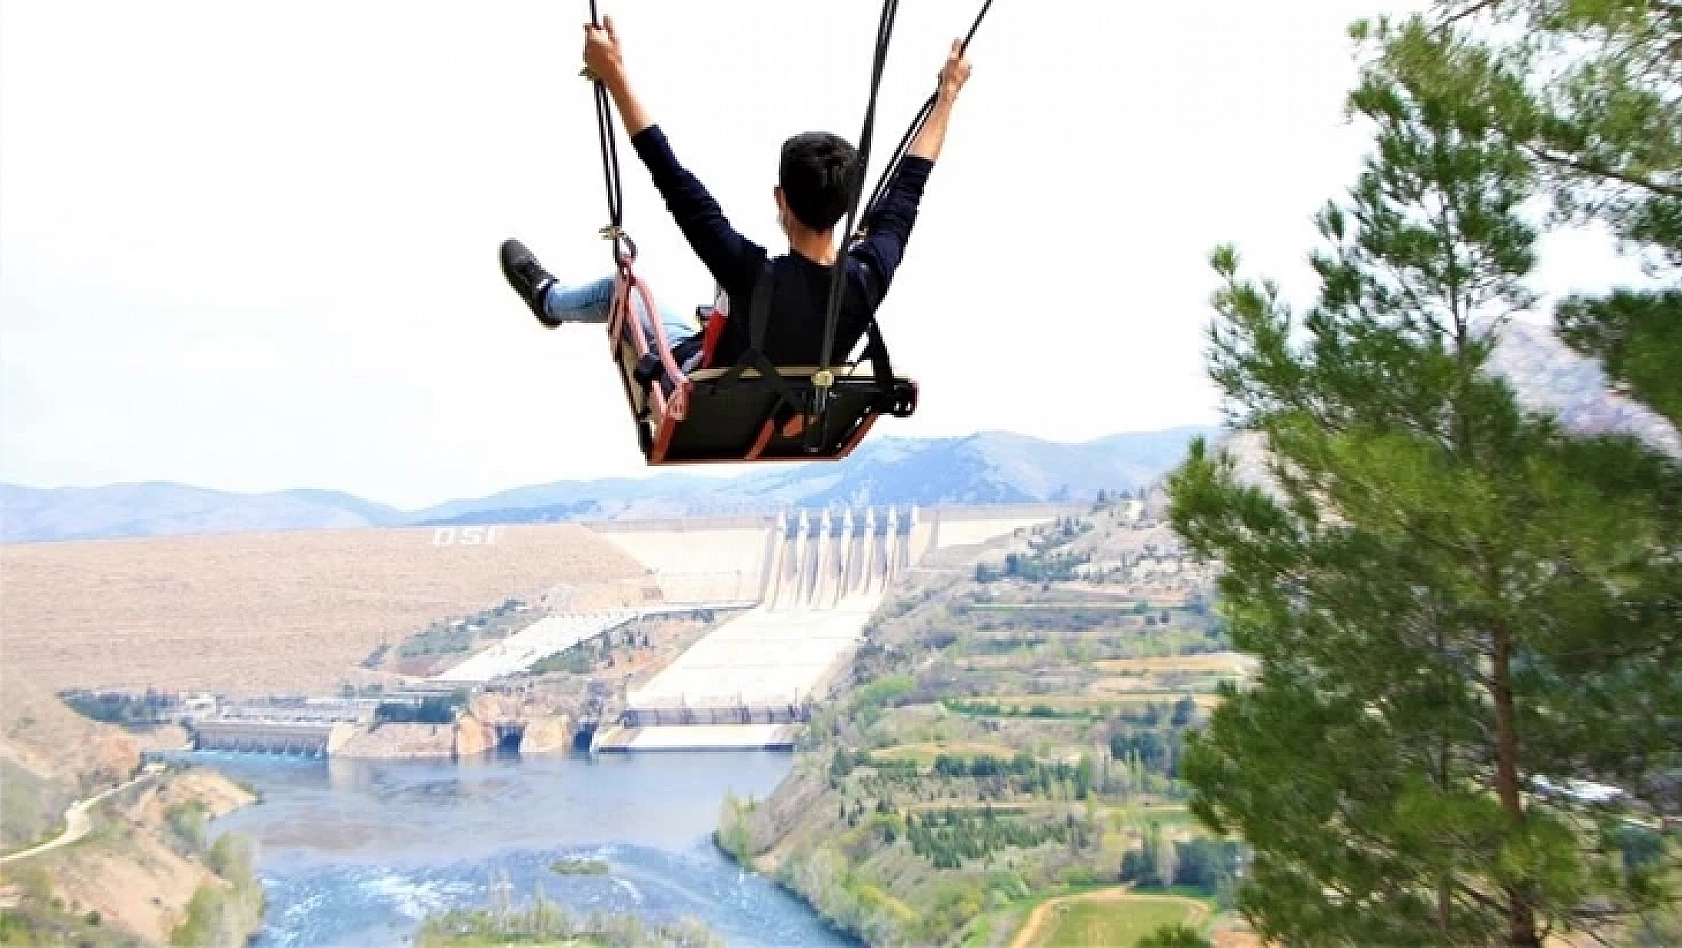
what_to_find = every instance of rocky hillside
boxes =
[0,668,139,851]
[1,669,262,946]
[1485,318,1682,462]
[1,765,261,947]
[721,500,1244,947]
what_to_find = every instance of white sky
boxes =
[1,0,1643,510]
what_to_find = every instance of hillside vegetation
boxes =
[1,766,261,947]
[0,668,140,853]
[1,672,260,946]
[720,498,1255,947]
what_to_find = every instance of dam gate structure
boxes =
[586,504,1066,751]
[178,505,1067,758]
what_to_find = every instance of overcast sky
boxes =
[0,0,1645,510]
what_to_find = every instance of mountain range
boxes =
[10,318,1677,546]
[0,426,1221,544]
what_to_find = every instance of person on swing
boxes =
[499,15,973,373]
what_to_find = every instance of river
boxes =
[186,750,852,948]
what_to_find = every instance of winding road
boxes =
[0,769,156,865]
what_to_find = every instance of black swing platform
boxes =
[603,260,919,466]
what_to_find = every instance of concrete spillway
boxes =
[588,505,1066,751]
[591,504,1037,608]
[191,720,356,756]
[755,506,928,611]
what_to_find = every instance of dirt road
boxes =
[1009,886,1210,948]
[1,770,154,865]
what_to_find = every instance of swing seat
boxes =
[606,269,917,466]
[568,0,995,469]
[614,353,919,466]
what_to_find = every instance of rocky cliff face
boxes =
[518,715,575,754]
[330,714,504,759]
[334,722,458,759]
[454,717,496,757]
[464,694,575,754]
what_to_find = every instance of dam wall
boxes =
[589,504,1067,605]
[590,504,1064,751]
[191,719,350,756]
[925,503,1082,551]
[588,516,775,604]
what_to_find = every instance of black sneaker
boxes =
[500,239,559,327]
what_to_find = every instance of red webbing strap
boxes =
[607,259,693,421]
[698,304,728,369]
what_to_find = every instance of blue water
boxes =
[184,751,852,948]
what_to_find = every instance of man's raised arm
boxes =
[852,38,972,303]
[583,18,762,291]
[907,38,972,162]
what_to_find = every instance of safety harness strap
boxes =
[710,261,805,419]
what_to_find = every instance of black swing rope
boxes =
[857,1,995,234]
[809,0,903,441]
[587,0,632,265]
[810,0,996,448]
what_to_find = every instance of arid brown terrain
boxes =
[0,525,647,694]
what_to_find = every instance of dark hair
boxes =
[779,132,860,232]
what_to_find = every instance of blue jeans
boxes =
[543,277,701,350]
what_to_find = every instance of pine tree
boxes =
[1388,0,1681,429]
[1169,8,1682,945]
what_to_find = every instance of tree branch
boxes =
[1437,0,1508,31]
[1524,145,1682,200]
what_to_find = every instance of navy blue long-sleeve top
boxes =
[630,125,932,368]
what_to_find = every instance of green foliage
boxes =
[1373,0,1682,412]
[943,698,1090,720]
[170,832,263,947]
[905,807,1089,869]
[0,911,34,946]
[416,890,724,948]
[58,689,175,726]
[1557,288,1682,427]
[532,646,598,675]
[374,693,466,724]
[549,858,610,875]
[1169,4,1682,944]
[1123,834,1246,897]
[848,674,915,723]
[207,832,257,886]
[1136,924,1212,948]
[976,519,1097,584]
[163,800,208,851]
[170,885,234,947]
[1384,0,1682,267]
[398,621,478,658]
[925,752,1101,801]
[1168,837,1245,893]
[715,792,755,864]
